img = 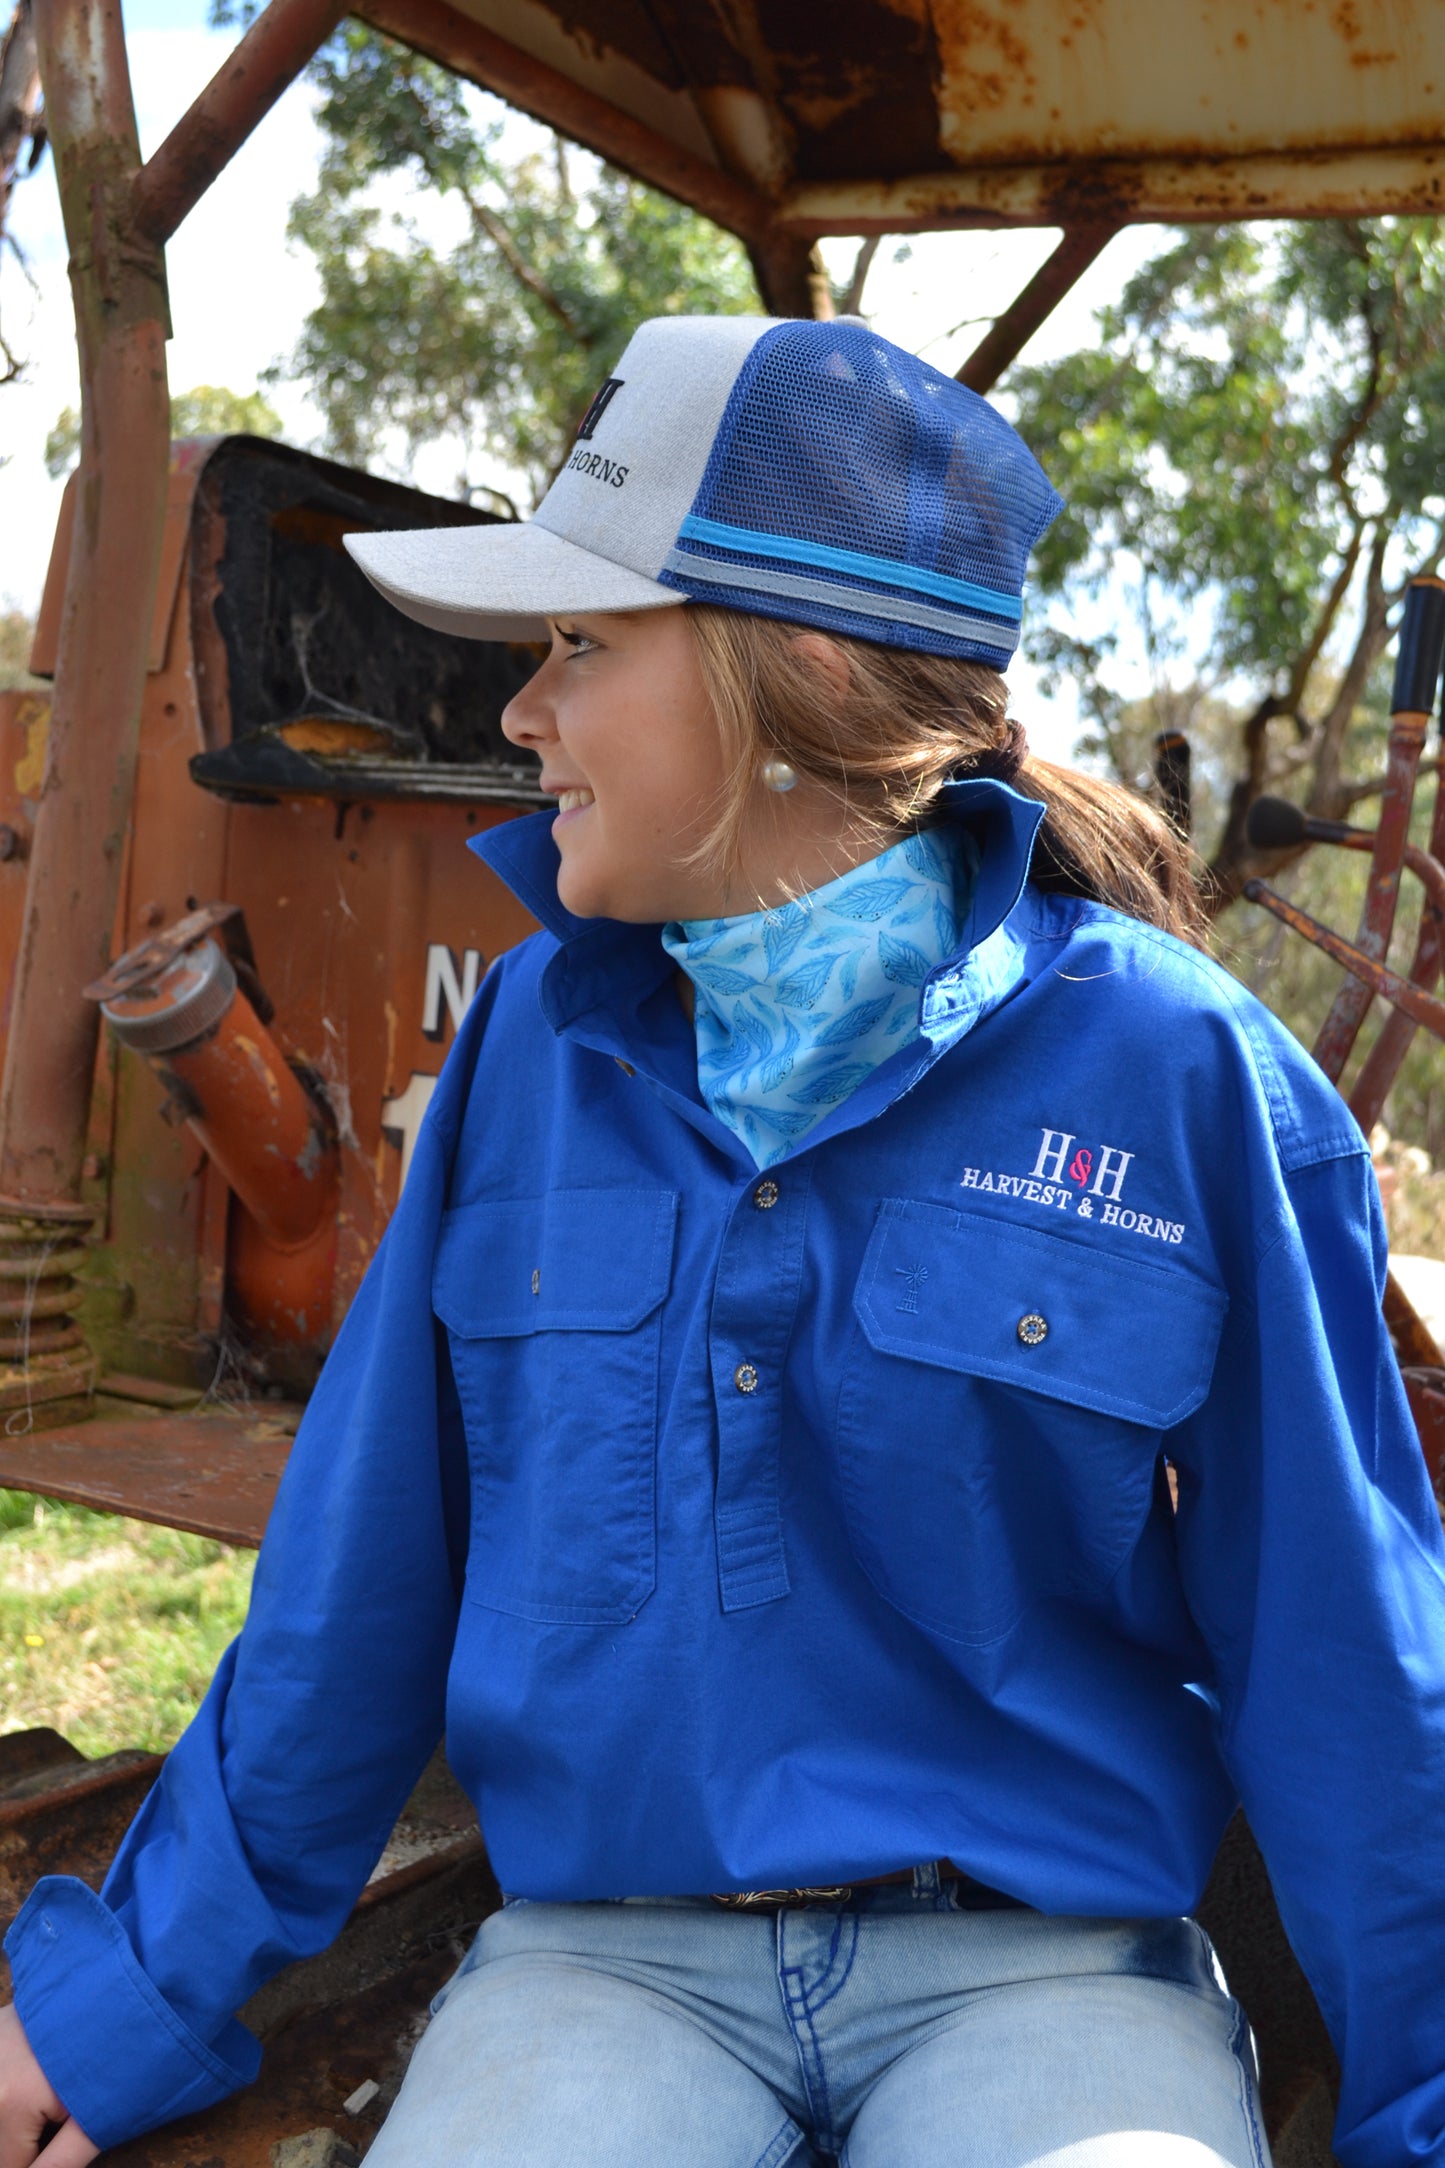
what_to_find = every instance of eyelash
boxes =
[557,629,601,658]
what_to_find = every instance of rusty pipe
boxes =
[1245,795,1445,919]
[1308,575,1445,1082]
[1,0,171,1205]
[1242,880,1445,1044]
[97,937,338,1249]
[132,0,347,245]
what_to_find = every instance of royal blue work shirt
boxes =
[9,780,1445,2165]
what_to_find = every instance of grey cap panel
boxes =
[531,315,776,578]
[345,519,689,642]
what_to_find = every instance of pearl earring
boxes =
[761,756,797,794]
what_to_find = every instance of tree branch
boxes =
[839,234,880,317]
[0,0,42,254]
[459,183,585,340]
[391,68,588,343]
[1285,520,1363,712]
[1306,514,1394,818]
[1341,753,1444,809]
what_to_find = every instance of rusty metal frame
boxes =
[17,0,1445,1292]
[132,0,348,244]
[955,222,1121,395]
[355,0,772,248]
[2,0,171,1205]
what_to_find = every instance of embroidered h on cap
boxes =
[345,315,1062,665]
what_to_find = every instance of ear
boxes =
[788,631,851,703]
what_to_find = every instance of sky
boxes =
[0,0,1168,758]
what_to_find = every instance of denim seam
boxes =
[752,2115,810,2168]
[1228,2001,1270,2168]
[790,1985,838,2155]
[780,1913,857,2152]
[802,1913,859,2019]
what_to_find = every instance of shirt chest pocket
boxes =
[433,1187,678,1625]
[837,1198,1227,1648]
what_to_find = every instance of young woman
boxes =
[5,314,1445,2168]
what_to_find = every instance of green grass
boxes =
[0,1493,255,1758]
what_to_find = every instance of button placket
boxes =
[708,1163,812,1612]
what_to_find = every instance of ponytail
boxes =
[686,605,1210,950]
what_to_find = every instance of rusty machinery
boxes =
[6,0,1445,2159]
[1239,575,1445,1492]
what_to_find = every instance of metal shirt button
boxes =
[531,1269,540,1296]
[734,1362,759,1394]
[1017,1313,1048,1347]
[753,1179,780,1210]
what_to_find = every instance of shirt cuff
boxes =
[4,1877,261,2152]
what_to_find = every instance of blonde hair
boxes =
[685,605,1210,949]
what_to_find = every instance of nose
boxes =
[500,653,560,753]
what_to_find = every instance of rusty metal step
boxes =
[0,1403,296,1546]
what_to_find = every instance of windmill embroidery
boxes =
[895,1261,929,1313]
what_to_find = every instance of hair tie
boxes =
[967,719,1029,785]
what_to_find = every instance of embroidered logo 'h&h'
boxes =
[1031,1129,1133,1201]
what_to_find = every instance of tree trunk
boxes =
[0,0,42,254]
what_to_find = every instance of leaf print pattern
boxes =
[878,932,933,986]
[762,902,811,974]
[828,876,914,921]
[901,831,938,875]
[761,1010,801,1093]
[817,995,893,1045]
[775,954,841,1010]
[689,960,760,996]
[789,1063,871,1105]
[661,825,974,1170]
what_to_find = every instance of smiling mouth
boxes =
[555,788,595,814]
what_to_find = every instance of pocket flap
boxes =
[856,1198,1226,1429]
[434,1188,678,1337]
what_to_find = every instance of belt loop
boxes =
[912,1860,942,1900]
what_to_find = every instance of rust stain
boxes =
[12,699,50,799]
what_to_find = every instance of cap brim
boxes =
[344,521,684,643]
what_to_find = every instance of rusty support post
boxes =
[1310,576,1445,1083]
[1351,767,1445,1133]
[956,223,1119,395]
[749,232,834,319]
[132,0,346,245]
[1,0,171,1202]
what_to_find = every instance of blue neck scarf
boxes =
[662,825,977,1169]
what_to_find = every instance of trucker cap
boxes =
[345,314,1063,668]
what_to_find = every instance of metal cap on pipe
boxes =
[1390,576,1445,719]
[101,938,237,1055]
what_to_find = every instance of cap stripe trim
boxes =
[676,514,1021,623]
[663,548,1018,653]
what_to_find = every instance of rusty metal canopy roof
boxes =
[352,0,1445,238]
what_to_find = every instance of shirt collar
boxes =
[469,779,1046,1169]
[468,775,1046,1033]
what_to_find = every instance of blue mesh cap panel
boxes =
[658,320,1063,663]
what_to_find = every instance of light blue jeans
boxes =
[367,1868,1273,2167]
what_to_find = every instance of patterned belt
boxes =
[710,1860,960,1910]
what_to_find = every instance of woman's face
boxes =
[499,607,870,924]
